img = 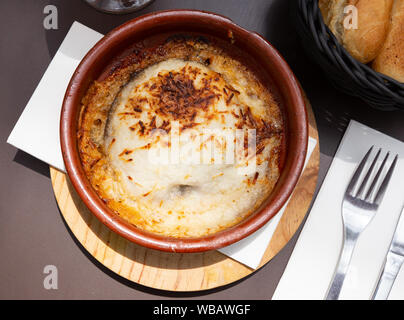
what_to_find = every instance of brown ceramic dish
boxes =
[60,10,308,253]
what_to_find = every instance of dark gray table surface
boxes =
[1,0,403,300]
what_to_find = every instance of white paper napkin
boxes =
[7,22,103,172]
[274,120,404,300]
[7,21,316,270]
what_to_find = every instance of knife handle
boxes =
[372,251,404,300]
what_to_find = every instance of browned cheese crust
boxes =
[78,35,284,237]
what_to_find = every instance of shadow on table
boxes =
[13,150,50,178]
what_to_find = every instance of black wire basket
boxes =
[294,0,404,111]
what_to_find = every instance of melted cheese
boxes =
[79,38,283,238]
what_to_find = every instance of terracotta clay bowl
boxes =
[60,10,308,253]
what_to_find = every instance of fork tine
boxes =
[356,148,381,198]
[365,152,389,201]
[373,154,398,206]
[346,146,373,196]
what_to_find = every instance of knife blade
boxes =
[372,204,404,300]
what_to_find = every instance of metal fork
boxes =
[325,146,398,300]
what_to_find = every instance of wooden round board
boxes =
[50,95,319,292]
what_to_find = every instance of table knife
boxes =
[372,205,404,300]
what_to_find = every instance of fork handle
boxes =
[325,229,359,300]
[372,252,404,300]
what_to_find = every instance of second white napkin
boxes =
[273,120,404,300]
[7,22,103,171]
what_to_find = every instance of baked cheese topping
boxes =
[78,36,284,237]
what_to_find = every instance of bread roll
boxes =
[319,0,331,22]
[373,0,404,82]
[319,0,347,43]
[319,0,393,64]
